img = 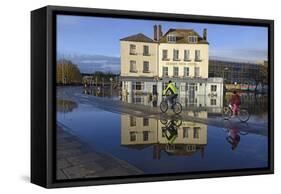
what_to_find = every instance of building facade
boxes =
[120,33,158,78]
[120,25,223,113]
[158,28,209,78]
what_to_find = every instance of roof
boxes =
[120,33,156,43]
[159,28,209,44]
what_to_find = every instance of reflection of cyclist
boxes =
[226,126,240,150]
[161,116,182,144]
[229,91,241,115]
[163,80,178,106]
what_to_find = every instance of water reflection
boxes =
[222,122,249,150]
[57,86,269,174]
[83,86,119,99]
[57,99,78,113]
[121,114,207,159]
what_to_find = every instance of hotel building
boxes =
[120,25,223,113]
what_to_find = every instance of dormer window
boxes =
[167,35,176,43]
[188,36,198,43]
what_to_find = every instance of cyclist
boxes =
[229,91,241,116]
[163,80,178,107]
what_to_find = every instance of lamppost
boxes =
[222,67,229,107]
[110,77,113,96]
[222,67,229,83]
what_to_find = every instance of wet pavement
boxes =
[56,86,269,179]
[57,124,143,180]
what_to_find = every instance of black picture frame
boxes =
[31,5,274,188]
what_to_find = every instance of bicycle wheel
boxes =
[160,101,168,113]
[238,109,250,122]
[160,119,168,125]
[223,107,232,120]
[173,119,182,127]
[173,102,182,114]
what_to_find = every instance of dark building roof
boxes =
[159,29,209,44]
[120,33,156,43]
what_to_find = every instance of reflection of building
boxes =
[121,115,158,148]
[120,25,223,112]
[121,115,207,159]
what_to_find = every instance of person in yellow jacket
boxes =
[163,80,178,106]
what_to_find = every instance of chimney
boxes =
[153,25,157,41]
[158,25,163,38]
[203,28,207,40]
[153,24,162,41]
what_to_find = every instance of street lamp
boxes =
[222,67,229,82]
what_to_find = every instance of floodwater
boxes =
[57,86,269,176]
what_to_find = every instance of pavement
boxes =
[56,124,143,180]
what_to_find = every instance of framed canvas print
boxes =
[31,5,274,188]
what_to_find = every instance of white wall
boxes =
[0,0,279,194]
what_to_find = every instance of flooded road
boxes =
[57,86,268,177]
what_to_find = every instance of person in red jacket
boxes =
[229,91,241,115]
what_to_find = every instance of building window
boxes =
[173,67,179,77]
[167,35,176,43]
[130,116,136,127]
[130,131,136,141]
[195,50,201,61]
[184,67,189,77]
[211,99,217,105]
[211,85,217,92]
[143,131,149,141]
[193,127,200,139]
[183,127,190,138]
[163,67,168,77]
[188,36,198,43]
[143,118,149,126]
[181,85,188,91]
[133,82,143,90]
[184,50,191,61]
[195,67,200,77]
[130,60,137,72]
[130,44,136,55]
[162,49,168,60]
[143,61,150,73]
[173,49,179,61]
[143,45,149,56]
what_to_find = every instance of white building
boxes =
[120,25,223,114]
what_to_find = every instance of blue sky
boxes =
[57,15,268,73]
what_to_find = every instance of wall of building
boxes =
[158,43,209,78]
[120,41,158,77]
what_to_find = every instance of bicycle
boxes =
[160,95,182,114]
[223,104,250,122]
[160,117,182,144]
